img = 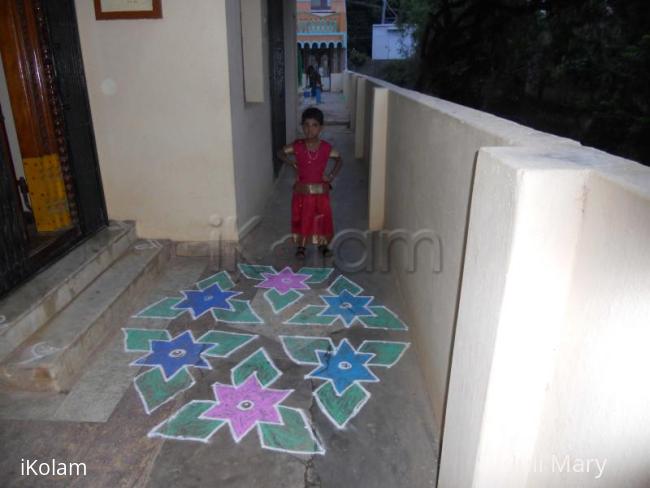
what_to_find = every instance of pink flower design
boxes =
[201,374,293,442]
[255,267,311,295]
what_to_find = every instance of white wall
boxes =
[225,0,274,237]
[348,71,650,487]
[75,0,238,241]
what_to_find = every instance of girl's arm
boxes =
[324,148,342,182]
[277,144,297,169]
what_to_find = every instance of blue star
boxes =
[320,290,375,326]
[306,339,378,394]
[172,283,241,319]
[133,330,212,379]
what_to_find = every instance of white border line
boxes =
[237,263,278,280]
[122,327,171,352]
[263,288,303,314]
[326,275,364,296]
[283,305,336,326]
[196,270,236,291]
[148,399,225,443]
[359,305,409,331]
[132,296,185,319]
[358,340,411,368]
[257,405,326,455]
[133,367,197,415]
[198,330,259,358]
[313,381,371,429]
[298,266,334,284]
[211,299,264,325]
[230,347,282,387]
[278,335,335,365]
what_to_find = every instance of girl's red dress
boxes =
[291,139,334,244]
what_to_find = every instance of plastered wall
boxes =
[75,0,238,241]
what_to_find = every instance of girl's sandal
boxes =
[319,245,333,258]
[296,246,306,259]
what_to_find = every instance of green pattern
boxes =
[329,275,363,295]
[212,299,262,324]
[315,382,369,428]
[198,330,257,357]
[259,406,323,454]
[150,400,224,441]
[280,336,333,364]
[197,271,235,291]
[359,341,409,366]
[265,289,301,313]
[359,306,408,330]
[134,367,194,414]
[135,297,184,319]
[232,349,280,387]
[298,267,334,284]
[285,305,335,326]
[239,264,277,280]
[123,328,170,352]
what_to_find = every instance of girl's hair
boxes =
[301,107,324,125]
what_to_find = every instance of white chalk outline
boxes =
[133,296,185,319]
[358,305,409,331]
[313,381,371,429]
[197,330,259,358]
[173,286,243,320]
[358,340,411,368]
[305,338,379,395]
[257,405,326,455]
[297,266,334,284]
[148,399,225,443]
[263,288,303,314]
[283,304,336,326]
[200,371,293,444]
[122,327,172,352]
[318,291,378,328]
[129,330,213,381]
[326,275,364,296]
[211,299,264,325]
[133,366,197,415]
[196,270,235,291]
[230,347,282,388]
[0,315,8,332]
[279,335,335,365]
[16,341,62,365]
[237,263,277,280]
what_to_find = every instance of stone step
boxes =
[0,222,137,363]
[0,240,169,392]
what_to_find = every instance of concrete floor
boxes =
[0,92,439,487]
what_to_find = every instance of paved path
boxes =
[0,96,438,487]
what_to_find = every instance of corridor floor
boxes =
[0,93,439,487]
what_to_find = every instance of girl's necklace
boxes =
[305,141,320,164]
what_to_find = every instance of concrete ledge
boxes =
[0,222,136,363]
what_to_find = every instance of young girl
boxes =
[277,107,342,259]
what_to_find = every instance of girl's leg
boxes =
[316,87,321,104]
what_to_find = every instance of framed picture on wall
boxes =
[94,0,162,20]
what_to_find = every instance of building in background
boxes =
[297,0,347,92]
[372,23,415,60]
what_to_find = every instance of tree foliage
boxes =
[388,0,650,164]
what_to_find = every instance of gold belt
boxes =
[293,182,330,194]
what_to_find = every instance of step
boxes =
[0,222,137,362]
[0,240,169,392]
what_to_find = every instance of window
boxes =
[311,0,330,11]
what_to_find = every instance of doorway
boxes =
[0,0,106,297]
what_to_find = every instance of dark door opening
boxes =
[0,0,107,297]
